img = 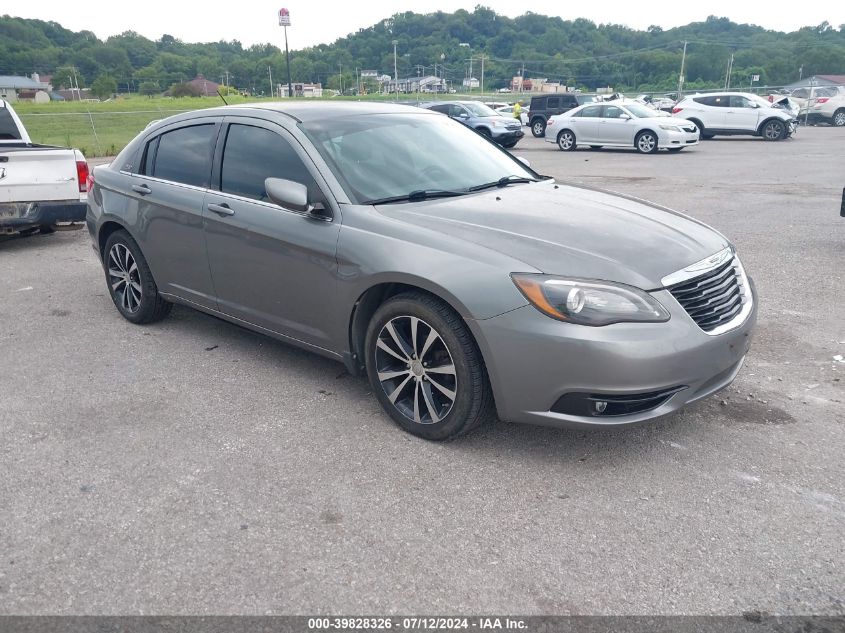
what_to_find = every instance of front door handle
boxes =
[131,183,152,195]
[208,202,235,217]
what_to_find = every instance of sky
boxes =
[6,1,844,49]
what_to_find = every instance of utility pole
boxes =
[677,40,687,99]
[799,65,803,80]
[279,8,293,98]
[480,55,486,95]
[269,65,274,97]
[339,63,342,94]
[393,40,399,99]
[521,62,525,93]
[725,53,734,90]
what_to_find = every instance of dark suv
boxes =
[529,94,594,137]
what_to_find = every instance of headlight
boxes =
[511,274,670,326]
[659,124,683,132]
[492,120,506,127]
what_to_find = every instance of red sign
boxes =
[278,8,291,26]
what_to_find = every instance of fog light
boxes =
[594,401,608,414]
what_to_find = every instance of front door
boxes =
[724,95,761,131]
[598,105,636,145]
[202,120,341,351]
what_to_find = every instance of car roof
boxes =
[181,101,435,123]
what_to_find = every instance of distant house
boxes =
[187,74,221,96]
[783,75,845,91]
[387,75,446,94]
[0,75,49,102]
[55,88,94,101]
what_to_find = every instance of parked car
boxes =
[787,86,843,112]
[88,102,756,441]
[637,94,677,112]
[800,91,845,126]
[671,92,797,140]
[494,104,529,126]
[0,99,88,236]
[545,102,699,153]
[421,101,524,148]
[528,93,594,137]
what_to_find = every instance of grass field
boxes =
[12,92,496,157]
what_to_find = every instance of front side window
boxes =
[150,124,216,187]
[579,105,603,118]
[220,123,318,203]
[730,96,754,108]
[603,105,626,119]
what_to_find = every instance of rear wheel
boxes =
[103,230,172,324]
[365,292,494,440]
[833,109,845,127]
[531,119,546,137]
[635,130,659,154]
[761,119,786,141]
[557,130,577,151]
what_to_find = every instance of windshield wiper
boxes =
[468,175,538,192]
[365,189,467,205]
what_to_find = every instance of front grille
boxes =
[682,125,697,133]
[668,258,745,332]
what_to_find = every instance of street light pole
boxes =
[279,8,293,98]
[393,40,399,100]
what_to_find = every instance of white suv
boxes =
[802,92,845,127]
[672,92,797,141]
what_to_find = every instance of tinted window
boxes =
[429,104,450,115]
[0,107,22,140]
[151,124,216,187]
[695,95,728,107]
[546,97,560,109]
[603,105,625,118]
[141,138,157,175]
[729,95,753,108]
[579,105,603,118]
[221,124,317,203]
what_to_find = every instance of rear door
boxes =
[127,119,220,309]
[203,118,340,349]
[568,104,602,143]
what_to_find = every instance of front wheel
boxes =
[365,292,494,440]
[531,119,546,137]
[761,119,786,141]
[103,230,172,324]
[557,130,577,151]
[832,109,845,127]
[635,131,659,154]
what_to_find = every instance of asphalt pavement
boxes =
[1,126,843,615]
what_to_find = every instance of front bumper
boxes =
[661,128,699,148]
[491,129,525,143]
[0,200,87,231]
[470,280,757,429]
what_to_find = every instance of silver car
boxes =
[546,102,700,153]
[421,100,525,148]
[87,102,756,440]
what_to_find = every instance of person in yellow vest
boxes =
[513,101,522,122]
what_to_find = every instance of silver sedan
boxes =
[87,102,753,441]
[545,101,700,153]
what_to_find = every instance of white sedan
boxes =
[545,101,700,154]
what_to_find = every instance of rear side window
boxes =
[220,123,318,203]
[429,104,450,115]
[149,124,216,187]
[546,97,560,109]
[0,107,22,140]
[694,96,728,107]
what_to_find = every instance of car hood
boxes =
[377,181,728,290]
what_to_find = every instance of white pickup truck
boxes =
[1,99,88,235]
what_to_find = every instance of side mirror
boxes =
[265,177,310,212]
[457,112,469,119]
[620,114,632,120]
[265,177,330,221]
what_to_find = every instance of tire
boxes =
[557,129,577,151]
[531,119,546,137]
[761,119,786,141]
[667,147,684,153]
[38,224,56,234]
[364,292,494,441]
[103,229,172,324]
[701,133,715,140]
[589,145,603,150]
[501,141,518,149]
[833,109,845,127]
[477,127,492,138]
[635,130,659,154]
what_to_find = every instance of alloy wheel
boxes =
[833,111,845,127]
[763,120,784,140]
[637,133,657,153]
[558,131,575,150]
[374,316,457,425]
[108,243,142,314]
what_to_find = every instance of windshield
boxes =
[301,113,536,204]
[623,103,657,118]
[462,102,500,117]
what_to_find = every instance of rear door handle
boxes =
[131,183,152,195]
[208,202,235,217]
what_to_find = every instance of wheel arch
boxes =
[347,279,480,376]
[757,116,787,136]
[97,219,132,261]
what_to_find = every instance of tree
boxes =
[139,81,160,97]
[90,74,117,99]
[170,82,201,97]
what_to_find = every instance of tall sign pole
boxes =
[279,8,293,98]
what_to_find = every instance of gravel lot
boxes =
[1,126,843,615]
